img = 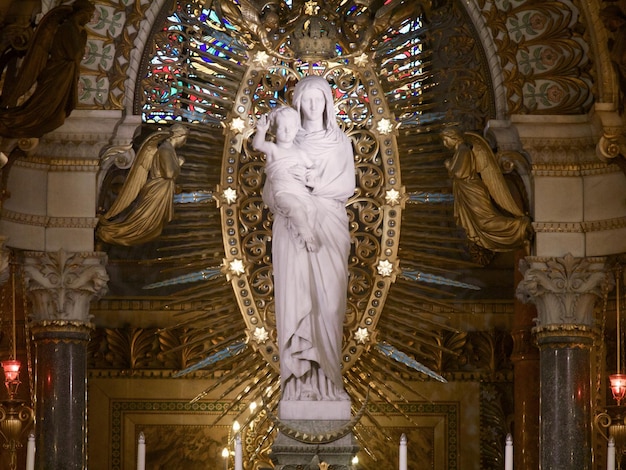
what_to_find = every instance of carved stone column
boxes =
[23,250,108,470]
[517,254,610,470]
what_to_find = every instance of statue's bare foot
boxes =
[300,391,319,401]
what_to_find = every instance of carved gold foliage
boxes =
[156,328,183,370]
[442,330,513,375]
[102,328,159,370]
[441,331,468,371]
[480,384,511,470]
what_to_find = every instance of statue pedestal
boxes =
[279,399,351,420]
[271,400,359,469]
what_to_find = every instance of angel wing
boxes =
[371,0,430,38]
[217,0,268,45]
[464,131,525,217]
[1,5,73,108]
[102,130,169,219]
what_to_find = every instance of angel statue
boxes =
[0,0,95,139]
[441,127,532,253]
[96,124,189,246]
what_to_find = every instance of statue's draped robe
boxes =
[0,17,87,138]
[448,142,529,251]
[264,126,355,398]
[264,149,316,245]
[97,141,181,246]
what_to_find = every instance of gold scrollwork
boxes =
[220,59,402,371]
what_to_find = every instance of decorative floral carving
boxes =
[23,250,108,323]
[516,254,612,326]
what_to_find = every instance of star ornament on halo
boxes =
[376,118,395,135]
[377,259,395,277]
[221,257,246,280]
[252,327,269,344]
[354,327,370,344]
[385,188,401,206]
[230,117,246,133]
[354,53,369,67]
[229,258,246,276]
[222,187,238,204]
[252,51,272,69]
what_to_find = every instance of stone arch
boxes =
[577,0,619,107]
[122,0,169,115]
[459,0,508,120]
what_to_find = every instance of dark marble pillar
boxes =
[23,251,108,470]
[536,325,595,468]
[517,254,610,470]
[511,251,539,470]
[30,321,92,469]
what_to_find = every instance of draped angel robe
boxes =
[97,140,182,246]
[447,142,530,251]
[263,125,355,399]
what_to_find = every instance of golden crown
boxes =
[290,16,338,60]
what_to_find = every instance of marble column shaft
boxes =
[23,250,108,470]
[31,322,92,469]
[517,254,610,470]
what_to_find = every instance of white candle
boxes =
[222,447,229,470]
[235,433,243,470]
[137,432,146,470]
[26,431,35,470]
[399,433,407,470]
[608,436,616,470]
[505,433,513,470]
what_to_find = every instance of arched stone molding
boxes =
[578,1,619,108]
[461,0,508,120]
[121,0,169,116]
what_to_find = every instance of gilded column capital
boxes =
[516,253,611,327]
[22,250,108,324]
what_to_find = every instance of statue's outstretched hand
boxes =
[256,114,270,132]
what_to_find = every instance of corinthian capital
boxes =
[516,253,611,326]
[23,250,108,323]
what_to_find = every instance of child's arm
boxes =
[252,114,273,155]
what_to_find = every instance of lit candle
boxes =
[26,431,35,470]
[137,432,145,470]
[399,433,407,470]
[505,433,513,470]
[608,436,616,470]
[235,433,243,470]
[222,447,229,470]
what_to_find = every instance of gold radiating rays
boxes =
[104,0,496,464]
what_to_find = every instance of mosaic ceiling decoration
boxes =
[72,0,593,116]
